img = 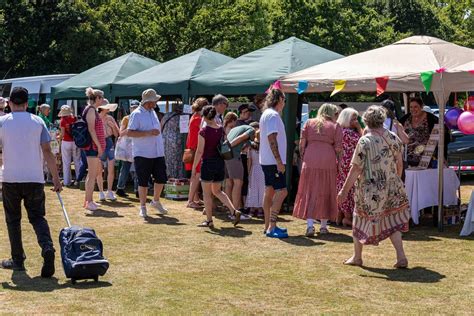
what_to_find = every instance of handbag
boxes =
[182,149,195,164]
[114,136,133,162]
[218,134,234,160]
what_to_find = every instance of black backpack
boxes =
[72,106,95,149]
[71,119,91,149]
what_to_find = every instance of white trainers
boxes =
[98,191,106,201]
[139,206,148,218]
[150,200,168,214]
[106,191,117,201]
[85,201,99,211]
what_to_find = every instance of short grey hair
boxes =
[212,94,228,106]
[363,105,386,129]
[337,108,358,128]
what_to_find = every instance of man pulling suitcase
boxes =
[0,87,62,277]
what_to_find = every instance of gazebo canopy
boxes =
[190,37,343,96]
[280,35,474,231]
[52,52,160,100]
[280,36,473,98]
[111,48,232,100]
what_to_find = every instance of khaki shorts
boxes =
[225,157,244,180]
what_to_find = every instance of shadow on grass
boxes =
[144,215,186,226]
[402,225,474,242]
[85,209,124,218]
[99,200,134,207]
[1,270,112,292]
[316,232,353,243]
[279,236,325,247]
[359,266,445,283]
[205,227,252,238]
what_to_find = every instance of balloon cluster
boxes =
[451,96,474,134]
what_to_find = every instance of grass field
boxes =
[0,186,473,314]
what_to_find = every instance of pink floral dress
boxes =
[336,128,361,216]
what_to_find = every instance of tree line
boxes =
[0,0,472,79]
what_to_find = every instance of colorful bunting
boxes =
[375,76,389,96]
[330,80,346,97]
[296,80,309,94]
[265,80,282,93]
[420,71,435,93]
[469,70,474,75]
[436,67,446,73]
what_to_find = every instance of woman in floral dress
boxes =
[338,106,410,269]
[336,108,362,227]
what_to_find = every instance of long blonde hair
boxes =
[314,103,339,133]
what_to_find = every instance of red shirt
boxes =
[60,116,76,142]
[185,113,202,171]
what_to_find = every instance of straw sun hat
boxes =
[58,105,73,117]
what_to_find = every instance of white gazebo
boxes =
[280,36,474,230]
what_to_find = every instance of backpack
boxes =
[71,119,92,149]
[71,106,95,149]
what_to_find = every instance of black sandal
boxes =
[232,210,241,226]
[198,220,214,228]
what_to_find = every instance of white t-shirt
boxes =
[128,106,164,158]
[0,112,51,183]
[259,108,287,165]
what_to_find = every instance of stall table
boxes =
[405,168,460,225]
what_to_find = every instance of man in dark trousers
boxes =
[0,87,62,277]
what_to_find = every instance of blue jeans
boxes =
[117,161,138,191]
[76,150,88,182]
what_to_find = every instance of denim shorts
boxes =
[261,165,287,190]
[201,157,225,183]
[101,137,115,161]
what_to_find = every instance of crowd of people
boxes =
[0,83,450,276]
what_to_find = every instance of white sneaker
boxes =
[150,200,168,214]
[85,201,98,211]
[98,191,106,201]
[139,206,148,218]
[106,191,117,201]
[240,213,252,220]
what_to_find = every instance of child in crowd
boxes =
[245,131,265,217]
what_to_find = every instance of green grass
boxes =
[0,187,473,314]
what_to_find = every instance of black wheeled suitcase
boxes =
[57,193,109,284]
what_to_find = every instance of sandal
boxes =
[343,258,363,267]
[394,258,408,269]
[197,200,204,206]
[187,201,202,209]
[197,220,214,228]
[232,209,241,226]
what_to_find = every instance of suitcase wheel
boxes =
[71,278,77,285]
[93,276,99,282]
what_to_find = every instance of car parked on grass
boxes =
[448,130,474,173]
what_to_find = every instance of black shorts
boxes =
[134,156,168,187]
[261,164,287,190]
[201,158,225,183]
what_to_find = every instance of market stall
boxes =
[280,36,474,230]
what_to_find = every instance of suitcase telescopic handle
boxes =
[56,192,72,228]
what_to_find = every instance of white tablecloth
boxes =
[460,190,474,236]
[405,168,460,225]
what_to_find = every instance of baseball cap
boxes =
[130,100,140,108]
[10,87,29,105]
[238,103,255,113]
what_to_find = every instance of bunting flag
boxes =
[330,80,346,97]
[296,80,309,94]
[376,76,389,96]
[420,71,435,93]
[436,67,446,73]
[468,70,474,74]
[265,80,282,93]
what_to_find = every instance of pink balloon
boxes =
[457,111,474,134]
